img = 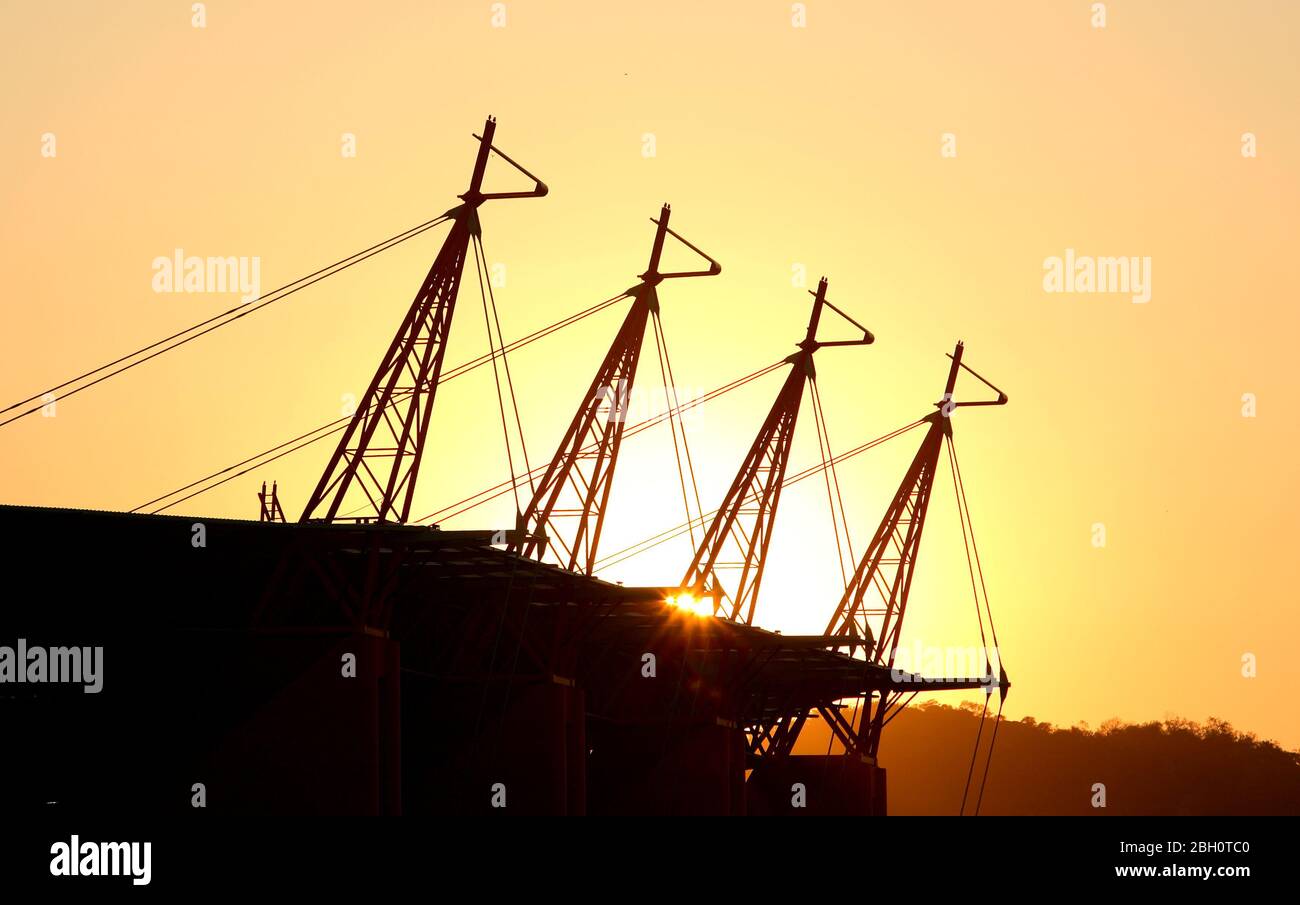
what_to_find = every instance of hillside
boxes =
[794,701,1300,815]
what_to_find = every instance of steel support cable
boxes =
[640,321,713,772]
[946,434,1005,816]
[951,437,1001,651]
[812,385,847,588]
[812,378,857,568]
[949,435,989,818]
[419,359,785,525]
[959,692,991,816]
[974,694,1005,816]
[336,289,628,522]
[134,291,629,514]
[650,310,700,550]
[597,423,913,573]
[668,354,787,763]
[594,418,927,572]
[473,237,525,514]
[139,400,390,514]
[949,433,1005,816]
[476,233,535,496]
[948,440,990,659]
[651,309,706,543]
[0,215,451,430]
[809,378,850,590]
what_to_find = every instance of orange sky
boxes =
[2,1,1297,749]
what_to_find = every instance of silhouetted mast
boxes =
[510,205,720,572]
[300,117,547,523]
[752,342,1010,764]
[681,278,874,624]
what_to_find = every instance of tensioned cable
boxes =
[476,233,534,497]
[948,434,989,817]
[140,397,391,515]
[132,394,403,514]
[652,309,705,544]
[135,291,630,514]
[973,694,1005,816]
[950,431,1005,816]
[952,436,1001,652]
[473,236,524,514]
[649,310,700,550]
[812,378,856,568]
[594,418,927,571]
[946,430,1007,816]
[959,692,991,816]
[1,214,451,430]
[949,438,990,659]
[809,377,849,590]
[419,358,783,525]
[599,419,925,572]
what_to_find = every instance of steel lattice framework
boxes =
[509,205,720,572]
[681,277,874,624]
[748,341,1009,763]
[300,117,547,524]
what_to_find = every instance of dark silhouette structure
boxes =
[509,204,720,573]
[0,117,1011,815]
[681,277,874,626]
[804,702,1300,816]
[300,117,546,524]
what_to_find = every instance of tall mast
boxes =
[301,117,547,523]
[510,204,720,572]
[681,278,874,624]
[754,342,1009,762]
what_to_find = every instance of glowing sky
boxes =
[2,2,1297,747]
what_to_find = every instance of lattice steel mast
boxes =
[681,278,873,624]
[753,341,1010,763]
[509,205,720,572]
[300,116,547,524]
